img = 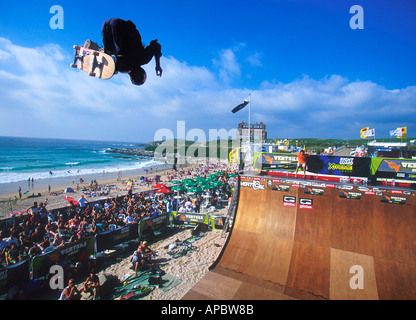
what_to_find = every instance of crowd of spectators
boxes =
[0,166,235,269]
[0,191,166,268]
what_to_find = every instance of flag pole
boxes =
[248,93,251,143]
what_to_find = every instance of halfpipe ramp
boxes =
[182,175,416,300]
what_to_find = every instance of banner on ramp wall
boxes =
[370,158,416,181]
[254,153,371,178]
[253,152,298,171]
[304,155,371,177]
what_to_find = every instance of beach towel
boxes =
[112,271,182,300]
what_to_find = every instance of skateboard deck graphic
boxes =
[70,45,115,80]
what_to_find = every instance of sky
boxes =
[0,0,415,143]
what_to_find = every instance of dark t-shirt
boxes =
[101,18,161,73]
[101,18,144,72]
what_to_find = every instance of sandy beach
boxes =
[0,162,174,218]
[0,160,236,300]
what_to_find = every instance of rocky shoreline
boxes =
[106,147,155,158]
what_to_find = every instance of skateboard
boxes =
[70,45,115,80]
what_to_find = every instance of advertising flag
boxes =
[360,127,369,138]
[362,128,375,138]
[397,127,407,139]
[389,128,401,137]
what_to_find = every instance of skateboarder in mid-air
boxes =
[85,18,162,85]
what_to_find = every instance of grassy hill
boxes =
[145,137,415,159]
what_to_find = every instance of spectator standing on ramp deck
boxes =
[295,150,311,179]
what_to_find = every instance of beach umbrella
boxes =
[152,183,166,189]
[182,178,195,183]
[171,185,186,192]
[187,187,203,193]
[216,171,225,175]
[65,196,77,205]
[156,187,172,194]
[194,176,206,181]
[169,180,183,185]
[210,181,223,187]
[183,181,196,188]
[228,174,237,178]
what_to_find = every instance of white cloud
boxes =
[213,48,241,84]
[0,38,414,142]
[246,52,263,67]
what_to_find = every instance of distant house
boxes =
[333,146,354,157]
[237,121,267,141]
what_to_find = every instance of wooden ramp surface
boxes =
[182,176,416,300]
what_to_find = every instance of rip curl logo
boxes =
[241,180,265,190]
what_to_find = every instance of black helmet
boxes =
[129,67,147,86]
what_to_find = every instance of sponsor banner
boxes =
[381,195,407,204]
[299,198,313,210]
[32,236,95,279]
[283,196,296,207]
[307,156,371,178]
[209,215,226,230]
[370,158,416,181]
[95,224,139,253]
[272,184,291,192]
[304,187,325,196]
[253,152,298,171]
[0,260,30,296]
[241,180,265,190]
[139,213,170,236]
[171,211,209,227]
[339,191,363,200]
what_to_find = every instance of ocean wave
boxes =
[0,159,162,184]
[65,162,81,166]
[0,159,113,172]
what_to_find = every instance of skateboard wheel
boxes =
[88,72,95,77]
[70,63,77,68]
[93,51,99,56]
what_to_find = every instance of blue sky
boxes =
[0,0,415,142]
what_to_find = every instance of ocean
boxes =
[0,136,165,194]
